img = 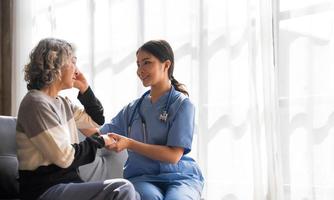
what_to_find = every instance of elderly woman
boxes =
[16,38,139,200]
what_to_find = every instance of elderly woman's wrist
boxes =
[79,85,89,94]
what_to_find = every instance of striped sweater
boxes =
[16,87,105,200]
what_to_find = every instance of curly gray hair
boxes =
[24,38,73,90]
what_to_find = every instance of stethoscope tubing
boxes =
[127,86,174,143]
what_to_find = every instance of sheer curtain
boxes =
[278,0,334,199]
[12,0,285,199]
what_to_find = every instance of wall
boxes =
[0,0,12,115]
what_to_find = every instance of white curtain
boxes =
[14,0,334,200]
[278,0,334,199]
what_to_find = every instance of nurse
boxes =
[100,40,204,200]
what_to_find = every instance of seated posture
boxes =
[101,40,204,200]
[16,38,139,200]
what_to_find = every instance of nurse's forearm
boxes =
[128,139,183,164]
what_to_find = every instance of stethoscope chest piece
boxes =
[159,110,168,122]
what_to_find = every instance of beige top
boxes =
[16,90,99,170]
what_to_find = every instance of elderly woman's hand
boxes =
[73,68,89,93]
[100,134,117,147]
[105,133,131,152]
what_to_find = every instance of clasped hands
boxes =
[101,133,130,152]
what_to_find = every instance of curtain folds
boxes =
[278,1,334,199]
[11,0,334,199]
[11,0,281,199]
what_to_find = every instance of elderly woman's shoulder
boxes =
[20,90,54,108]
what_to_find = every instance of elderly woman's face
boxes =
[60,54,77,89]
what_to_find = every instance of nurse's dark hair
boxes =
[136,39,189,96]
[24,38,73,90]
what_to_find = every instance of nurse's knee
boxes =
[138,192,163,200]
[134,182,163,200]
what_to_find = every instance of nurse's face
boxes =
[136,50,169,87]
[59,55,78,90]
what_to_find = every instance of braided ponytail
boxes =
[171,75,189,96]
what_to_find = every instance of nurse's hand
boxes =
[105,133,130,152]
[73,68,89,94]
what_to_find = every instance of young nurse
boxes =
[100,40,204,199]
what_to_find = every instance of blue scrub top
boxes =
[100,88,203,183]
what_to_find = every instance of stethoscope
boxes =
[127,86,174,142]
